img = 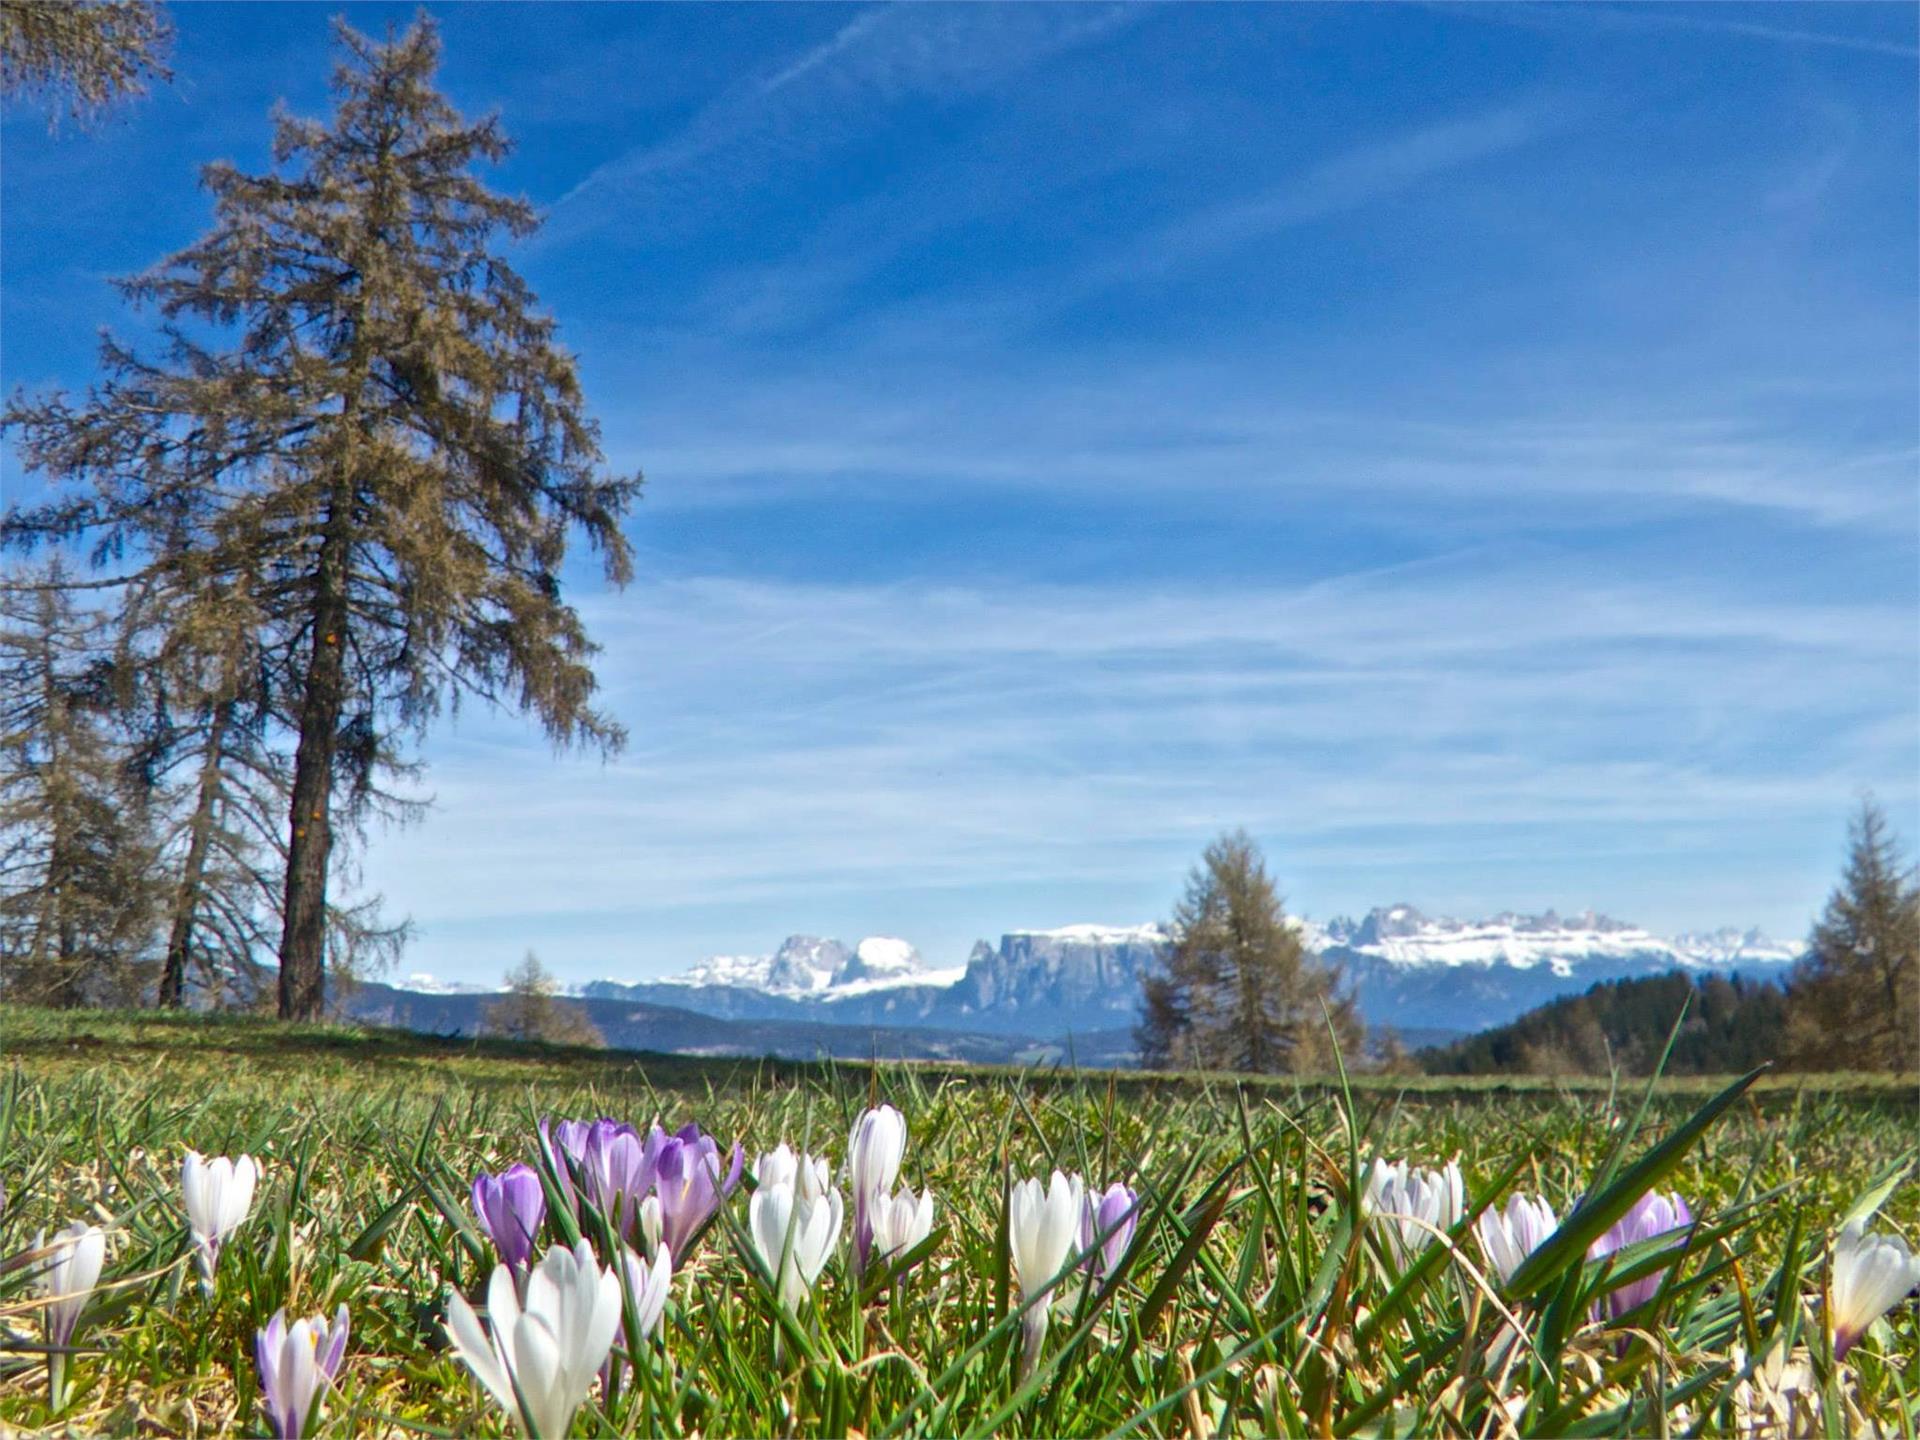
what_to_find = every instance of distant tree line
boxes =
[1421,971,1790,1077]
[1,14,638,1019]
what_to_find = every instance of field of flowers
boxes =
[1,1007,1916,1437]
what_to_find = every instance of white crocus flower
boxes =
[619,1243,673,1342]
[754,1143,831,1201]
[1832,1221,1920,1360]
[37,1221,106,1413]
[1363,1158,1464,1266]
[869,1183,937,1266]
[848,1105,906,1196]
[1475,1193,1559,1285]
[637,1195,663,1262]
[38,1222,106,1347]
[848,1105,907,1277]
[1009,1170,1085,1373]
[445,1240,622,1438]
[748,1151,843,1310]
[182,1150,259,1291]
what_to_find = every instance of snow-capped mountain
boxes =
[523,908,1804,1050]
[400,972,498,996]
[1670,927,1804,968]
[1305,907,1799,978]
[578,924,1162,1037]
[649,934,959,998]
[1310,905,1800,1032]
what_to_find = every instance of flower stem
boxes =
[48,1351,68,1415]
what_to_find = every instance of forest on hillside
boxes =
[1420,970,1789,1077]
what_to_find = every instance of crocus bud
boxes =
[1082,1183,1140,1279]
[638,1194,663,1260]
[601,1242,675,1398]
[182,1151,259,1292]
[620,1242,673,1341]
[38,1222,106,1347]
[848,1105,907,1275]
[471,1163,546,1271]
[1009,1170,1085,1373]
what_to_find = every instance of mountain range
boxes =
[374,906,1803,1060]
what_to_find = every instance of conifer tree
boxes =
[1137,830,1363,1072]
[124,573,290,1007]
[1786,798,1918,1072]
[0,562,159,1005]
[1,0,170,125]
[482,951,604,1048]
[3,18,640,1019]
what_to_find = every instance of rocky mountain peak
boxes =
[767,935,850,992]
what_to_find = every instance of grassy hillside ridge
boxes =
[4,1004,1913,1101]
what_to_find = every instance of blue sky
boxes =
[4,3,1916,985]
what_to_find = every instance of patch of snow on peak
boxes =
[1313,907,1801,973]
[822,964,969,1001]
[403,972,496,995]
[658,934,946,998]
[659,952,781,989]
[1325,908,1668,971]
[1671,928,1802,968]
[1006,923,1168,944]
[853,936,921,973]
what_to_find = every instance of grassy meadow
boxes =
[1,1006,1916,1436]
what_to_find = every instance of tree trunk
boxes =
[33,624,64,998]
[278,495,352,1021]
[160,698,232,1008]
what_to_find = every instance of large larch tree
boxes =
[3,18,640,1018]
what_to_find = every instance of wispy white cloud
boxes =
[605,357,1915,529]
[365,556,1917,981]
[1587,6,1918,60]
[665,95,1569,350]
[1441,3,1919,61]
[1063,100,1567,299]
[543,4,1142,247]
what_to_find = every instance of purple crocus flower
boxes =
[1589,1190,1692,1321]
[471,1163,546,1271]
[579,1120,654,1238]
[652,1122,744,1259]
[1082,1183,1140,1279]
[538,1117,594,1217]
[255,1304,349,1439]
